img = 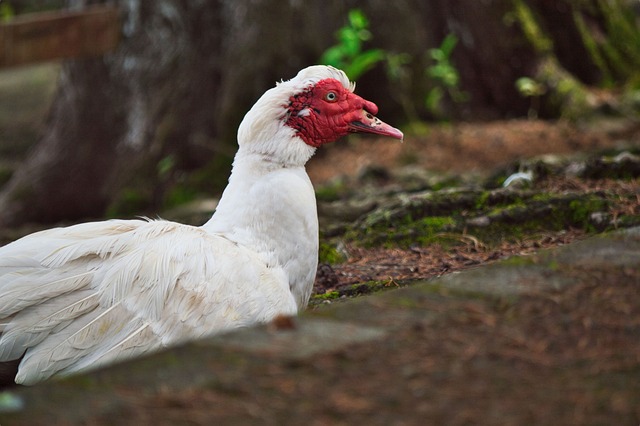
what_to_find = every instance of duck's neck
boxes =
[202,149,319,308]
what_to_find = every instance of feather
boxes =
[0,270,94,317]
[0,65,401,385]
[0,290,99,361]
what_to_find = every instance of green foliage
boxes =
[513,0,640,89]
[321,9,468,122]
[157,154,176,179]
[427,34,459,88]
[384,51,422,122]
[0,2,14,21]
[574,0,640,86]
[511,0,553,53]
[424,34,468,117]
[320,9,385,81]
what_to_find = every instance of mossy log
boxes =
[317,149,640,251]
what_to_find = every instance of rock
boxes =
[579,150,640,179]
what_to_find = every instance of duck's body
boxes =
[0,66,402,385]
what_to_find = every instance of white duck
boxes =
[0,65,402,385]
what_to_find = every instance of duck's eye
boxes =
[324,91,338,102]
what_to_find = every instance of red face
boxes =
[284,78,403,147]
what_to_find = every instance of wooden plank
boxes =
[0,5,121,68]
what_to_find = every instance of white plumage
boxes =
[0,65,402,385]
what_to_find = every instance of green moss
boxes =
[340,186,614,249]
[339,280,402,297]
[313,290,340,301]
[569,197,608,230]
[430,176,463,191]
[318,242,346,264]
[474,190,491,209]
[311,279,405,305]
[479,194,608,242]
[411,216,457,244]
[315,179,348,202]
[353,214,457,248]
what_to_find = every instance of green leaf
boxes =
[425,87,444,114]
[345,49,385,80]
[340,30,362,57]
[320,45,347,68]
[157,155,176,178]
[439,33,458,57]
[429,48,445,62]
[319,8,384,81]
[348,9,368,30]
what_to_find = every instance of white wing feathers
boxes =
[0,219,298,385]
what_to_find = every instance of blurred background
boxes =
[0,0,639,230]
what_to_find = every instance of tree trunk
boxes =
[1,0,627,227]
[0,0,228,226]
[0,59,129,225]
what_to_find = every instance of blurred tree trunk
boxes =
[0,0,228,226]
[0,0,632,227]
[0,59,129,225]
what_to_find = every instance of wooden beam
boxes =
[0,5,121,68]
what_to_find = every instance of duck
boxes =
[0,65,403,385]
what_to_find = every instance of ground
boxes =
[0,64,639,423]
[305,117,639,299]
[3,230,639,425]
[307,118,638,181]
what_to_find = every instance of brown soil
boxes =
[307,118,638,181]
[309,119,640,295]
[314,228,587,293]
[126,268,639,425]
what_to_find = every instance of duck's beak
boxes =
[347,109,404,140]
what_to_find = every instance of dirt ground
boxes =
[111,267,640,425]
[308,118,640,294]
[307,118,638,180]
